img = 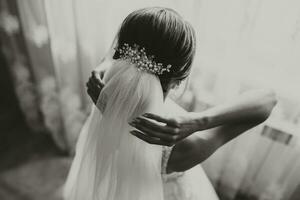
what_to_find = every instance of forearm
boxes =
[167,133,217,173]
[169,120,263,173]
[194,89,277,131]
[168,89,277,172]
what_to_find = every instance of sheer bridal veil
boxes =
[63,51,165,199]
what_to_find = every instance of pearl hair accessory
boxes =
[115,43,172,75]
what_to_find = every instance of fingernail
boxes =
[143,113,149,117]
[130,131,136,135]
[131,118,140,124]
[128,121,136,126]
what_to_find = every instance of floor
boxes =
[0,124,72,200]
[0,49,72,200]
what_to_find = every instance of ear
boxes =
[169,80,181,90]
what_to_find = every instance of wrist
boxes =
[190,112,210,131]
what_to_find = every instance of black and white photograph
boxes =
[0,0,300,200]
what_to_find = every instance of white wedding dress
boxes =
[63,60,219,200]
[161,99,219,200]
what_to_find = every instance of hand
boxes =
[129,112,207,146]
[86,70,105,104]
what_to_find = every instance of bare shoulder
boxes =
[164,98,187,115]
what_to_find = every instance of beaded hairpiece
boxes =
[115,43,172,75]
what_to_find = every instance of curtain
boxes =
[0,0,203,152]
[1,0,300,199]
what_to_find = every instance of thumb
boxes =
[92,70,105,86]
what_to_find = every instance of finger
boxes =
[87,82,99,100]
[87,86,97,99]
[100,70,105,79]
[92,70,101,79]
[89,77,102,90]
[142,113,179,127]
[130,130,173,146]
[134,117,179,136]
[87,80,100,96]
[90,77,103,89]
[91,71,101,84]
[86,81,96,92]
[129,121,176,141]
[92,71,105,87]
[87,88,97,103]
[87,78,94,88]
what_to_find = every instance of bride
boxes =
[64,7,277,200]
[64,7,198,200]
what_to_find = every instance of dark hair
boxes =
[113,7,196,91]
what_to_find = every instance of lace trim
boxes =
[161,146,184,182]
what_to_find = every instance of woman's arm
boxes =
[191,89,277,131]
[131,90,277,172]
[86,71,277,173]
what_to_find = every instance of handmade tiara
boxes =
[115,43,172,75]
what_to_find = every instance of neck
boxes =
[163,91,169,101]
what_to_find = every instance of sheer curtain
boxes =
[1,0,300,199]
[0,0,202,151]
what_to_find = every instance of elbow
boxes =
[263,89,278,114]
[257,89,278,123]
